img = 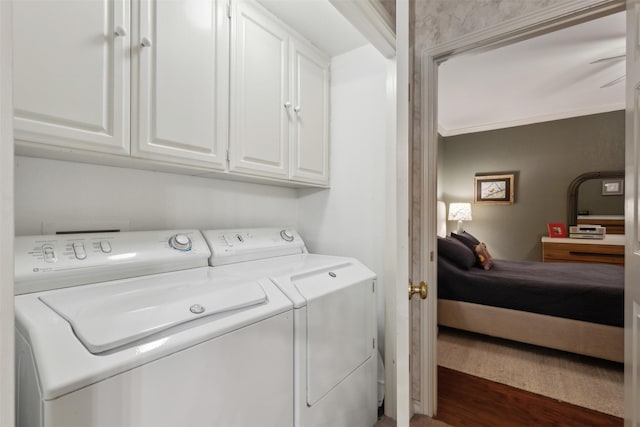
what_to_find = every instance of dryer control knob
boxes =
[280,229,294,242]
[169,234,192,251]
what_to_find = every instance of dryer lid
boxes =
[292,264,375,405]
[39,269,267,354]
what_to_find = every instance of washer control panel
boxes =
[32,238,119,264]
[15,230,210,295]
[203,228,306,266]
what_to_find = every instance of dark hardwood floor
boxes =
[434,366,623,427]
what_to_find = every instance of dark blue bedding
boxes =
[438,257,624,327]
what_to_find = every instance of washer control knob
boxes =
[100,240,112,253]
[169,234,192,251]
[280,229,294,242]
[42,244,57,263]
[73,242,87,260]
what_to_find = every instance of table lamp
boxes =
[448,202,472,234]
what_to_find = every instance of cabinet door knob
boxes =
[284,101,291,109]
[114,26,128,37]
[141,37,153,48]
[294,106,301,113]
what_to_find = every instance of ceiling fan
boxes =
[590,53,625,88]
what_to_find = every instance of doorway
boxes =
[416,0,627,419]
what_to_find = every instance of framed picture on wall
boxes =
[547,223,567,238]
[602,179,624,195]
[474,174,515,204]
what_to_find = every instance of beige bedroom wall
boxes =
[410,0,571,404]
[441,110,625,262]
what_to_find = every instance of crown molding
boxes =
[330,0,395,58]
[439,103,625,137]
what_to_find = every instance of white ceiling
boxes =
[438,12,626,137]
[255,0,368,57]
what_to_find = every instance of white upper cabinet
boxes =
[133,0,228,170]
[14,0,330,187]
[13,0,130,155]
[290,38,330,186]
[229,0,330,185]
[229,0,290,179]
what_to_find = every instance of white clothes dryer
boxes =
[15,230,294,427]
[202,228,378,427]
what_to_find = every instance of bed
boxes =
[437,234,624,363]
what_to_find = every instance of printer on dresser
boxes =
[577,215,624,234]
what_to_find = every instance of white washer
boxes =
[14,230,294,427]
[203,228,378,427]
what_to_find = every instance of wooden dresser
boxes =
[541,235,624,266]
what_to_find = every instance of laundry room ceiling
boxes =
[255,0,369,57]
[438,11,625,137]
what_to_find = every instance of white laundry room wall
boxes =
[14,156,298,236]
[297,44,389,356]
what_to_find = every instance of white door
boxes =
[13,0,129,155]
[290,38,329,186]
[133,0,228,170]
[625,1,640,425]
[229,0,289,179]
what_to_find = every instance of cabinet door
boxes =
[13,0,130,155]
[290,39,330,186]
[229,0,289,179]
[134,0,228,170]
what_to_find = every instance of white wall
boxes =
[297,44,389,355]
[15,156,298,235]
[0,1,13,424]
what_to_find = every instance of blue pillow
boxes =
[437,237,476,270]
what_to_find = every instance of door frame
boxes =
[394,1,411,425]
[418,0,626,416]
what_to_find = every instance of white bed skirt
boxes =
[438,299,623,363]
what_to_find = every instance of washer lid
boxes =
[39,271,267,354]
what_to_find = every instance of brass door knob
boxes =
[408,280,428,300]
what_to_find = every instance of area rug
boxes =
[437,326,624,417]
